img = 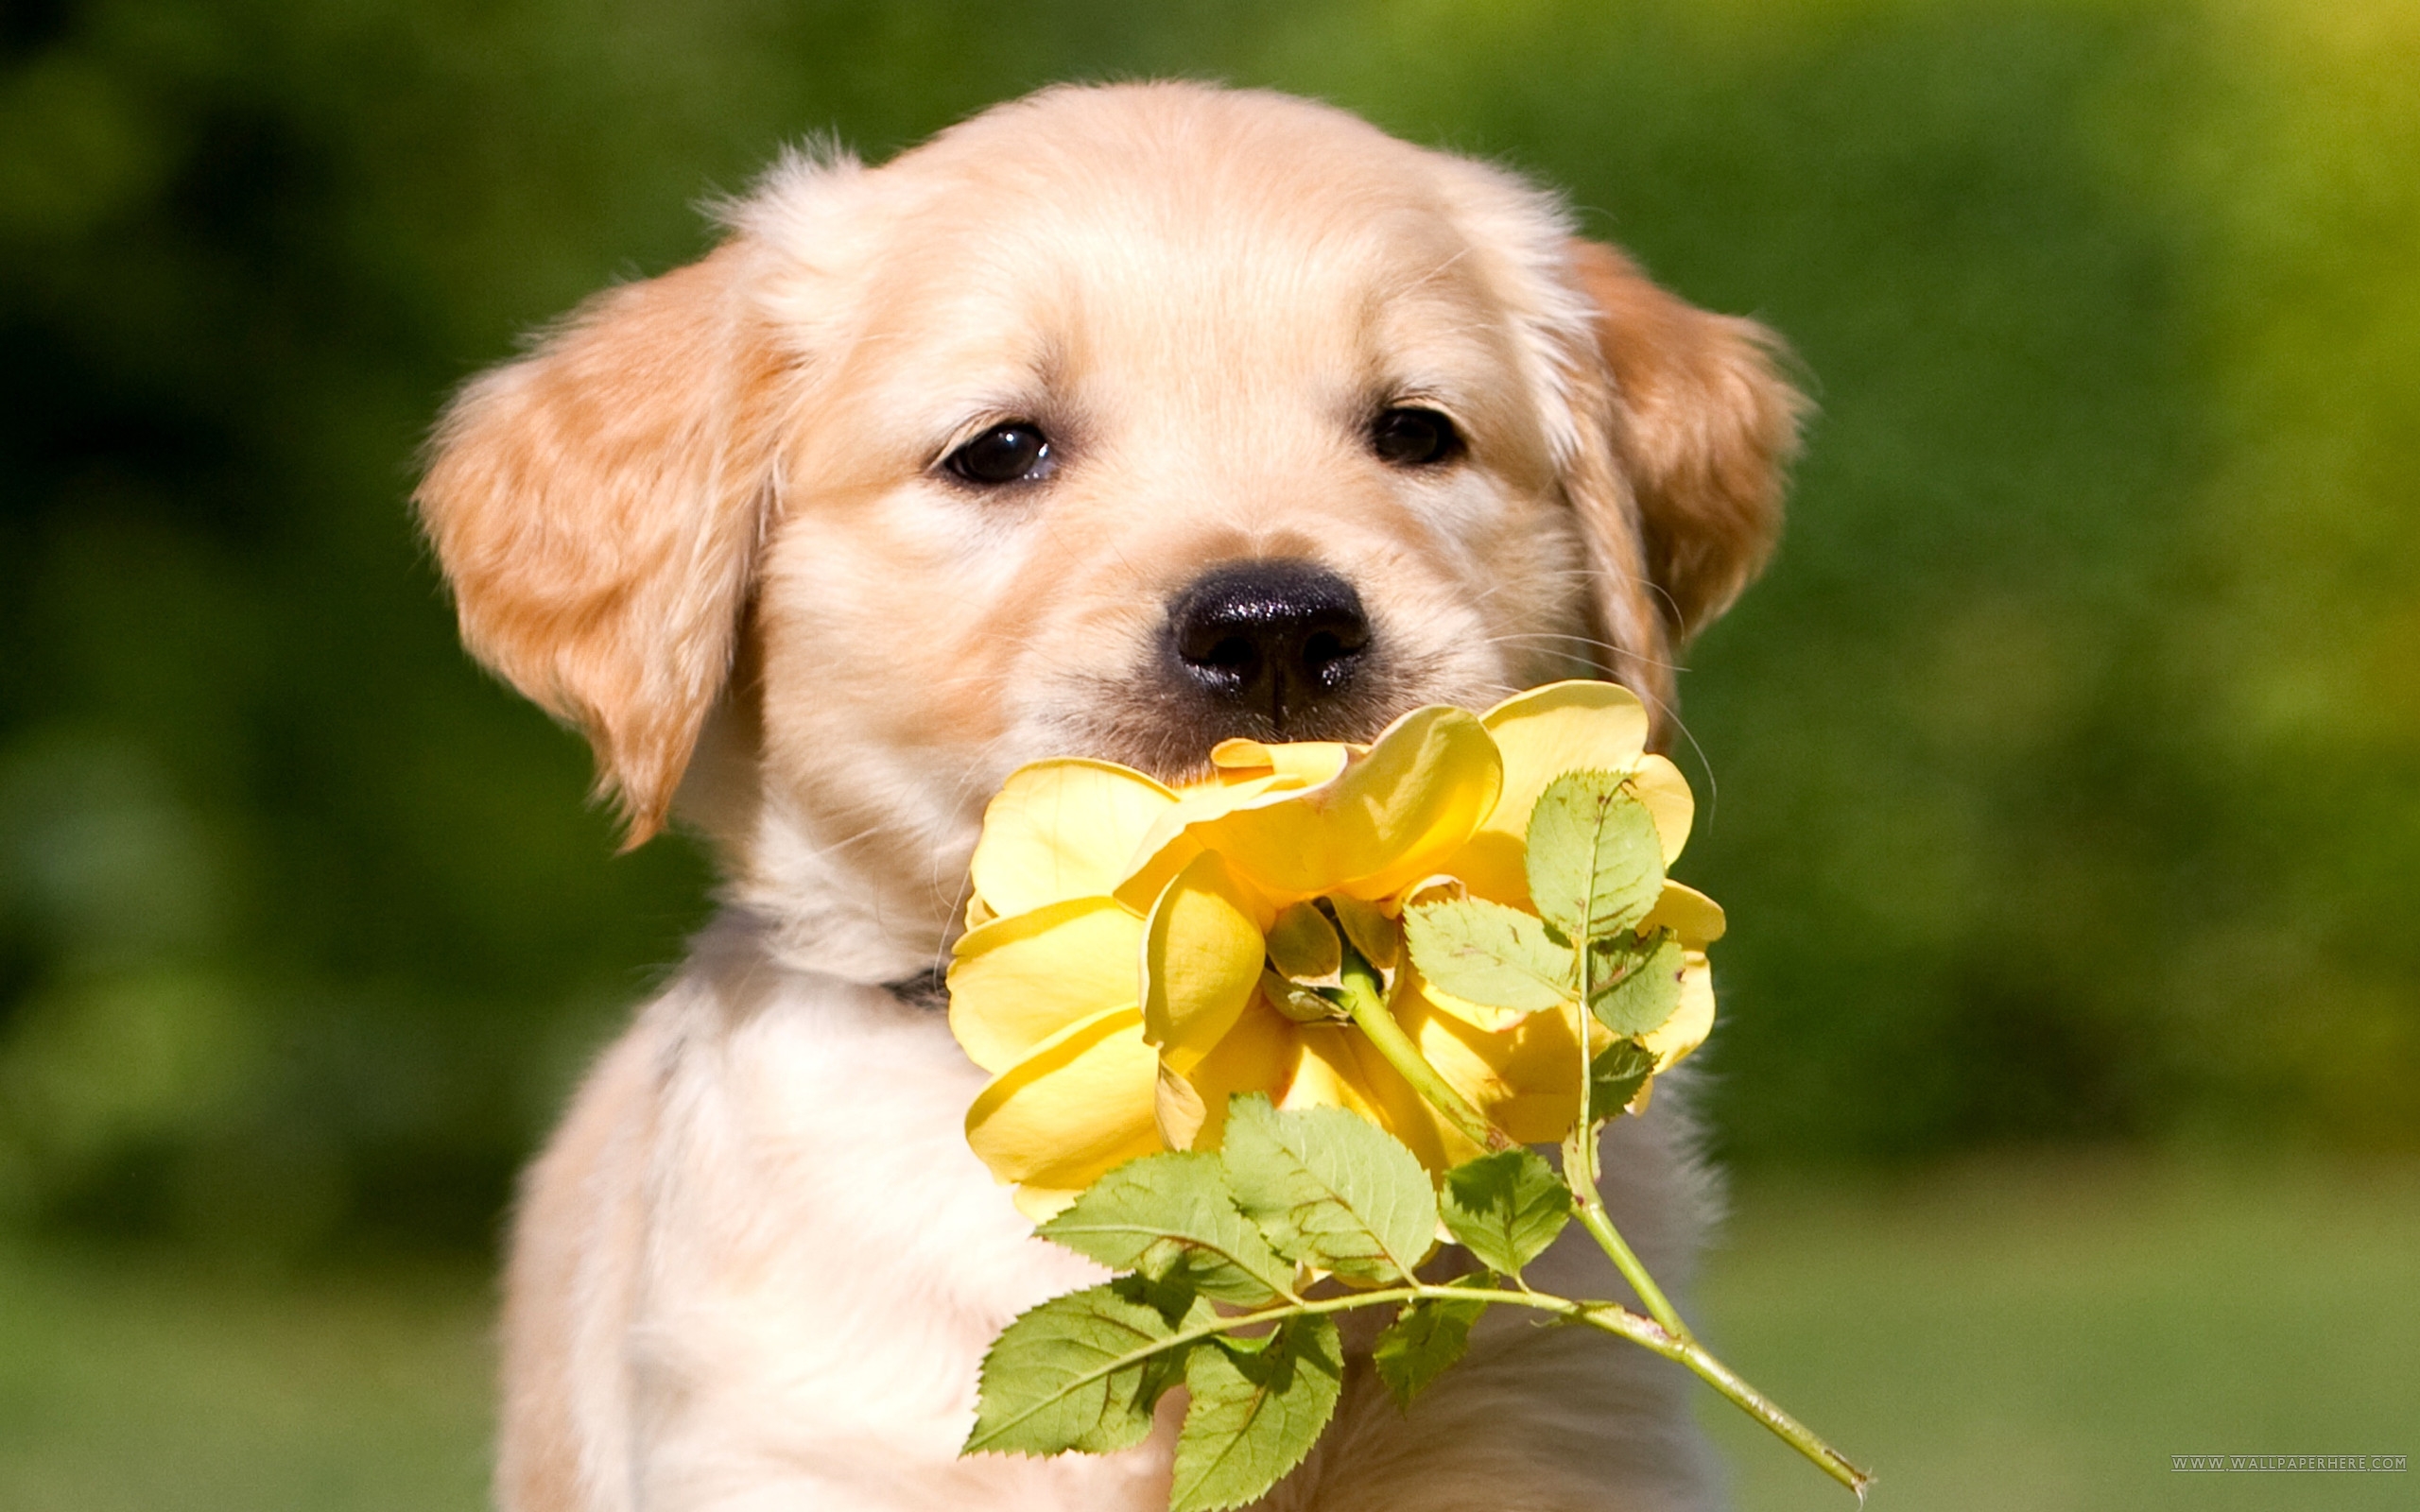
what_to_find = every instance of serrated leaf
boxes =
[966,1283,1205,1456]
[1439,1148,1572,1275]
[1037,1152,1293,1306]
[1170,1315,1345,1512]
[1589,931,1686,1036]
[1219,1094,1437,1285]
[1525,771,1667,942]
[1372,1295,1487,1410]
[1113,1265,1205,1330]
[1402,898,1575,1016]
[1587,1039,1656,1116]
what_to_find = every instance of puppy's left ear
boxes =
[1562,240,1806,678]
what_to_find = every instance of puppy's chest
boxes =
[633,988,1106,1444]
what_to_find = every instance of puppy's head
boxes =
[417,84,1804,979]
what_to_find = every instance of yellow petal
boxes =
[1193,707,1501,904]
[1115,833,1203,915]
[1282,1025,1459,1173]
[1396,874,1469,907]
[1011,1185,1083,1222]
[1208,739,1353,787]
[1154,1061,1208,1151]
[947,897,1146,1073]
[1413,987,1503,1035]
[1642,953,1715,1071]
[1210,738,1271,773]
[1639,881,1727,948]
[1402,982,1589,1146]
[1167,997,1302,1150]
[1113,772,1296,911]
[1265,902,1341,981]
[1142,851,1272,1074]
[964,1005,1163,1199]
[1630,753,1695,864]
[971,759,1176,918]
[1265,742,1354,786]
[1460,680,1652,909]
[1411,980,1530,1035]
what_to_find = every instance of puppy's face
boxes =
[418,85,1802,977]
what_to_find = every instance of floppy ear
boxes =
[416,240,786,845]
[1564,240,1806,652]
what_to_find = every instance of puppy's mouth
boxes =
[1062,674,1416,786]
[1050,558,1454,784]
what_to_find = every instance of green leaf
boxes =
[1401,897,1574,1015]
[1587,1039,1656,1115]
[1525,770,1666,943]
[966,1283,1205,1456]
[1169,1315,1345,1512]
[1037,1152,1295,1306]
[1439,1148,1571,1275]
[1114,1266,1206,1331]
[1219,1094,1437,1285]
[1589,931,1686,1036]
[1371,1295,1487,1410]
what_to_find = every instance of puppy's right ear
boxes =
[417,241,785,845]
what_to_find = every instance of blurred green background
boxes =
[3,0,2414,1505]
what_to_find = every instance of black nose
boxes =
[1167,559,1372,730]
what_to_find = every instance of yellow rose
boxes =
[948,681,1722,1217]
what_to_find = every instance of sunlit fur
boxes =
[417,82,1803,1512]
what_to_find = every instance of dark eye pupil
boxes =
[1372,407,1461,467]
[948,423,1051,485]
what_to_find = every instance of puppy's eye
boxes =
[945,422,1056,486]
[1371,407,1463,468]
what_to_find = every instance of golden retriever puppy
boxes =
[417,81,1801,1512]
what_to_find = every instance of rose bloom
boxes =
[948,681,1722,1216]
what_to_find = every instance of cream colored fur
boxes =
[417,82,1801,1512]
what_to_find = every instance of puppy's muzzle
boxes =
[1167,558,1371,735]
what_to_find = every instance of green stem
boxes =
[1331,914,1867,1496]
[1333,945,1512,1154]
[1440,1289,1864,1495]
[1562,1128,1694,1343]
[1643,1317,1874,1498]
[1560,876,1693,1344]
[1175,1284,1869,1499]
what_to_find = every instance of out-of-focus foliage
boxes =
[2,0,2412,1251]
